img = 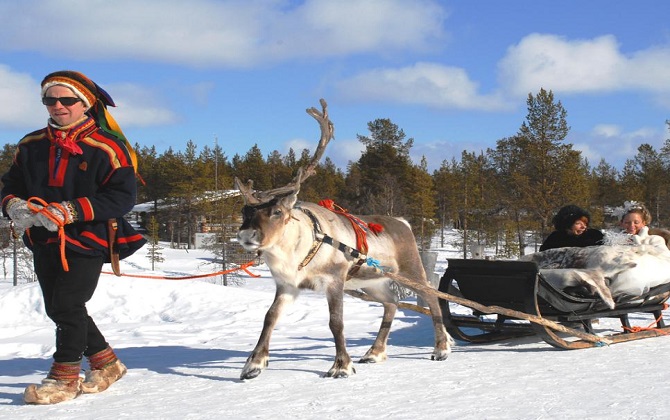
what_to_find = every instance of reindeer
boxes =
[234,99,452,380]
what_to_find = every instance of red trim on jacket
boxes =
[81,231,107,247]
[76,197,95,221]
[82,137,132,170]
[118,233,145,244]
[65,236,94,250]
[48,147,71,187]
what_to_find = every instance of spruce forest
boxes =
[2,88,669,258]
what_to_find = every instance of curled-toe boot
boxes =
[81,347,127,394]
[24,361,82,405]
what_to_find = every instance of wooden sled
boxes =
[438,258,670,349]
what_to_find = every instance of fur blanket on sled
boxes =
[520,233,670,309]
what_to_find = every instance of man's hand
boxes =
[6,197,41,231]
[35,202,76,232]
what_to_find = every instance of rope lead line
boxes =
[23,196,260,279]
[26,197,69,271]
[622,312,669,335]
[101,260,260,280]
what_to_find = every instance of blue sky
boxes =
[1,0,669,175]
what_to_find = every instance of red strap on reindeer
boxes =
[318,199,383,255]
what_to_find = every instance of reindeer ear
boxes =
[278,190,299,210]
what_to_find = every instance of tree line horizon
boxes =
[1,88,669,258]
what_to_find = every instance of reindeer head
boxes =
[235,99,334,252]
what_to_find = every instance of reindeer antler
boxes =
[235,99,334,205]
[299,98,334,182]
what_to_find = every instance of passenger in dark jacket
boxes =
[540,205,604,251]
[1,70,146,405]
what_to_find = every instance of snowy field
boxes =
[1,231,669,419]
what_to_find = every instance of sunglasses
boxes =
[42,97,82,106]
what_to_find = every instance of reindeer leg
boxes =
[388,271,453,361]
[358,286,397,363]
[324,286,355,378]
[240,288,296,380]
[414,289,452,361]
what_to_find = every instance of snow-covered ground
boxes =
[1,231,669,419]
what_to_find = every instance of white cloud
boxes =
[570,124,666,168]
[592,124,622,137]
[189,82,217,107]
[336,62,509,111]
[0,0,447,68]
[285,137,313,154]
[498,33,670,98]
[334,32,670,111]
[0,65,44,127]
[284,136,362,169]
[0,66,175,130]
[105,83,178,127]
[571,141,599,165]
[326,138,365,167]
[412,138,490,171]
[622,46,670,90]
[274,0,446,57]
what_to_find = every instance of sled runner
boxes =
[438,259,670,349]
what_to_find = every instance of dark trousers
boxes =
[33,245,109,363]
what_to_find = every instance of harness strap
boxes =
[321,235,367,277]
[297,207,325,270]
[321,235,363,259]
[296,207,368,274]
[297,236,324,270]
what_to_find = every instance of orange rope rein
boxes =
[23,196,261,280]
[622,310,670,335]
[26,197,70,271]
[101,260,260,280]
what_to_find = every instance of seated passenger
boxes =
[540,205,604,251]
[618,201,667,250]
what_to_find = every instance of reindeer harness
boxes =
[296,206,382,277]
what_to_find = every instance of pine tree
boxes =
[232,144,271,190]
[631,144,668,226]
[590,159,621,227]
[432,158,462,247]
[300,157,346,204]
[354,118,414,215]
[406,157,437,250]
[492,89,590,252]
[146,215,164,271]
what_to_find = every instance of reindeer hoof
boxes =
[431,349,450,361]
[325,372,349,379]
[240,360,267,380]
[240,354,269,380]
[325,366,356,378]
[240,367,263,380]
[358,351,387,364]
